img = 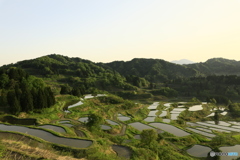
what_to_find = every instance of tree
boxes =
[71,88,81,97]
[60,85,71,94]
[44,87,55,107]
[37,89,48,109]
[20,89,33,112]
[140,129,158,146]
[0,73,9,88]
[214,112,219,124]
[7,90,21,115]
[86,113,104,130]
[0,89,8,106]
[210,98,217,105]
[8,68,19,80]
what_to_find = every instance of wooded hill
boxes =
[2,54,240,103]
[0,67,55,114]
[186,58,240,76]
[101,58,201,82]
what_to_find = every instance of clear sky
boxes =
[1,0,240,66]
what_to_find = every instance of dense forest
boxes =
[2,54,240,104]
[0,67,55,114]
[187,58,240,76]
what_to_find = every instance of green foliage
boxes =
[116,91,153,99]
[126,75,149,88]
[206,95,230,105]
[86,113,104,130]
[229,103,240,117]
[104,58,199,83]
[60,84,72,94]
[7,90,21,115]
[9,54,137,92]
[190,97,201,103]
[140,129,158,146]
[0,143,6,158]
[0,67,55,114]
[122,100,137,110]
[188,58,240,75]
[150,87,178,97]
[97,95,124,104]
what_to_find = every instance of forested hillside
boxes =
[2,54,240,103]
[186,58,240,75]
[4,54,138,93]
[102,58,201,82]
[167,75,240,103]
[0,67,55,114]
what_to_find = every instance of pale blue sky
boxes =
[1,0,240,66]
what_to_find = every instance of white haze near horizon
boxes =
[1,0,240,66]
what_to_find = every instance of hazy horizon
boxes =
[1,53,238,67]
[1,0,240,66]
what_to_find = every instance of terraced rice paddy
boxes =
[149,122,190,137]
[187,145,212,157]
[128,122,155,131]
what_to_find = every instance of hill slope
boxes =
[3,54,137,92]
[187,58,240,75]
[102,58,201,82]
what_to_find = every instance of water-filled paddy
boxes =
[219,145,240,160]
[59,120,71,123]
[206,113,215,117]
[84,94,95,99]
[187,145,211,157]
[159,111,167,117]
[205,121,231,126]
[129,122,155,131]
[148,110,158,116]
[172,108,186,112]
[148,102,159,109]
[111,145,132,159]
[188,105,203,111]
[196,122,240,132]
[106,120,119,125]
[220,111,227,115]
[232,125,240,129]
[38,125,66,133]
[0,124,92,148]
[68,101,83,109]
[195,127,212,133]
[164,103,171,107]
[79,117,89,123]
[149,123,190,137]
[100,125,111,130]
[228,121,240,125]
[170,113,179,120]
[186,128,216,137]
[209,127,231,133]
[162,119,171,123]
[144,117,155,122]
[117,114,131,121]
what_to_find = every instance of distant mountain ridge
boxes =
[171,59,195,65]
[102,58,201,82]
[2,55,240,84]
[187,58,240,75]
